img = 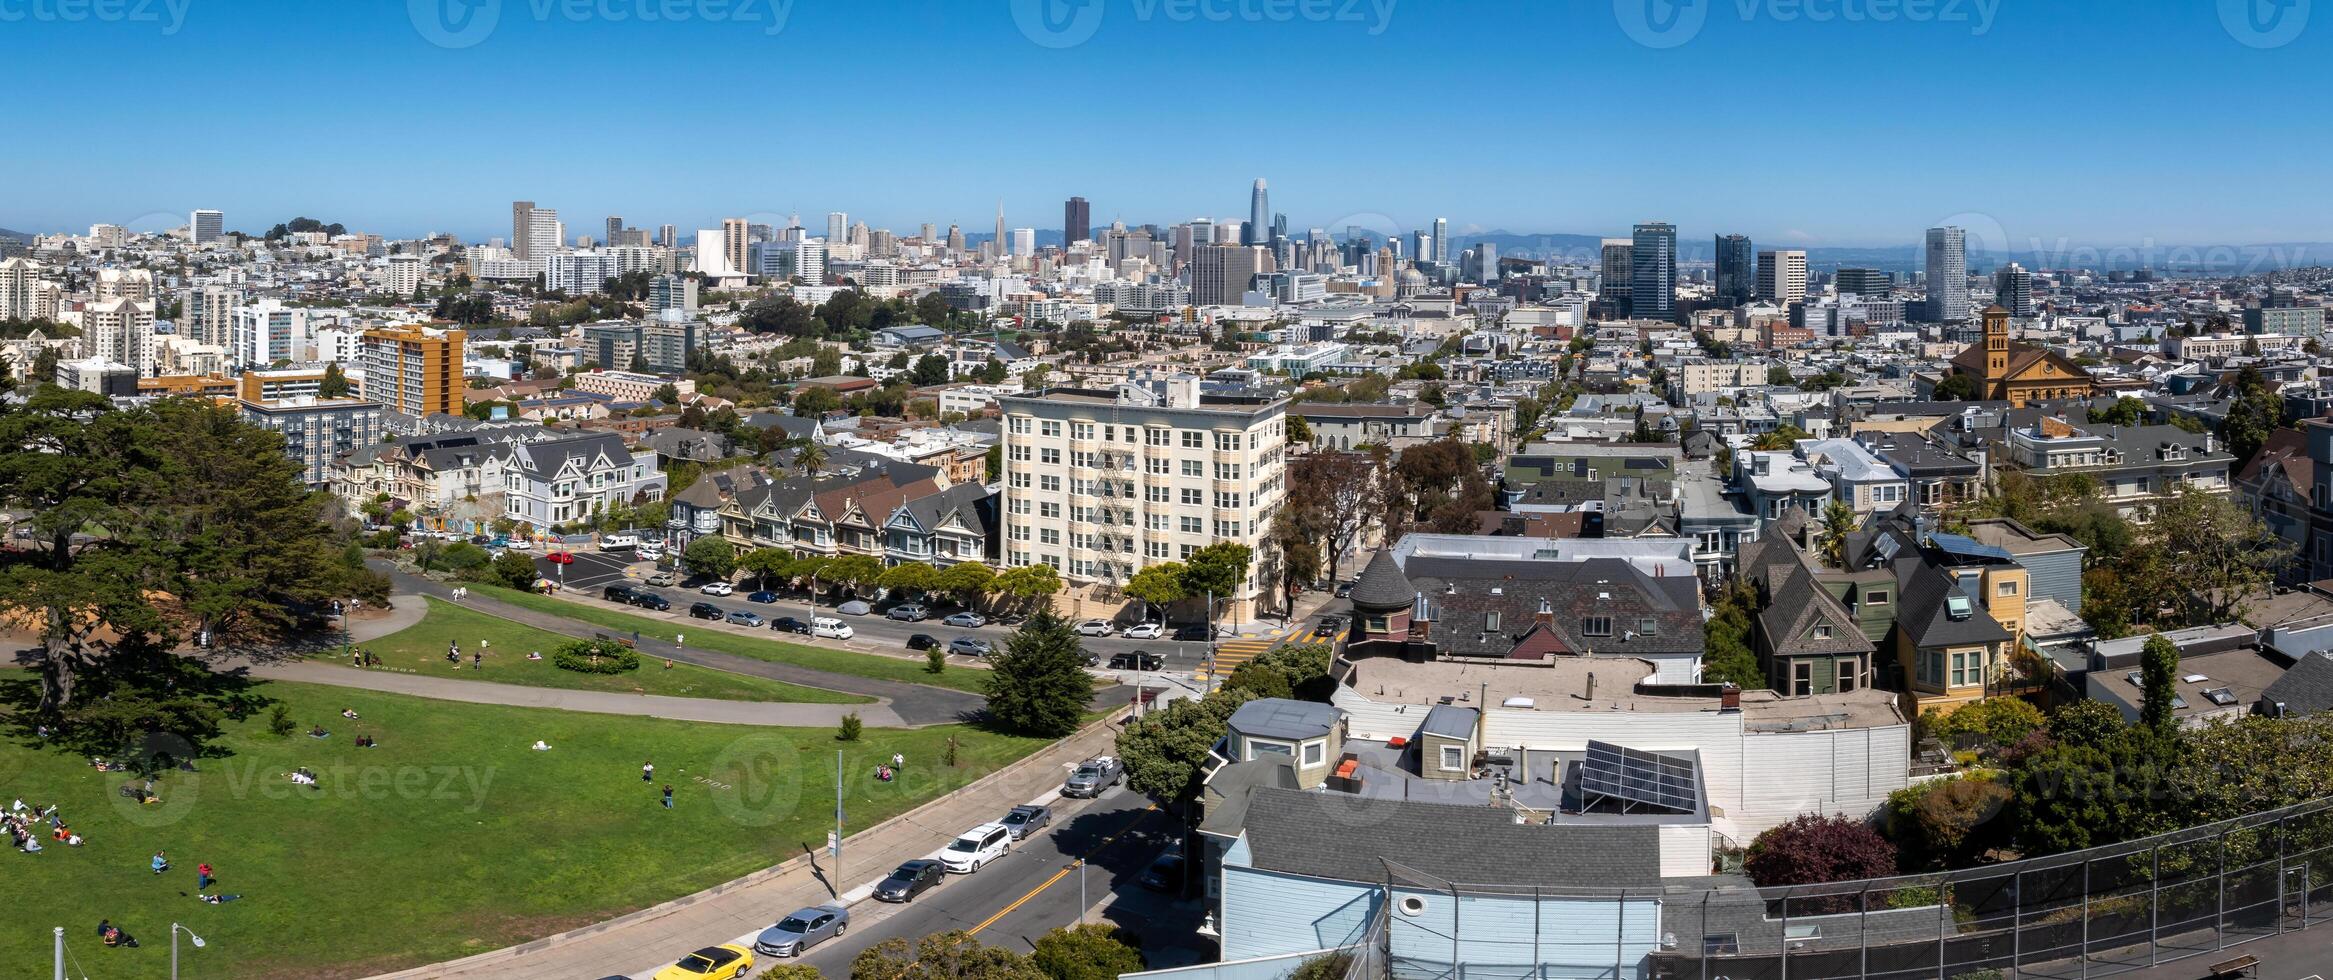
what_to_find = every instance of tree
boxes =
[824,554,886,596]
[2047,699,2129,751]
[760,966,826,980]
[1886,774,2013,869]
[1287,953,1353,980]
[1817,499,1857,568]
[1182,542,1252,615]
[1122,562,1188,622]
[878,560,939,597]
[1932,373,1979,401]
[318,362,352,399]
[2140,631,2179,737]
[1750,424,1810,452]
[851,932,1047,980]
[737,547,793,590]
[1928,696,2046,751]
[652,382,681,404]
[0,389,383,744]
[2219,365,2284,467]
[2148,488,2290,626]
[910,353,952,386]
[1743,814,1898,889]
[486,550,540,590]
[1223,643,1335,702]
[993,564,1062,613]
[983,610,1093,738]
[936,561,995,609]
[1766,364,1795,386]
[681,536,737,581]
[1029,924,1144,980]
[1116,687,1258,804]
[1699,577,1767,690]
[796,441,829,477]
[1285,413,1313,443]
[2088,396,2145,427]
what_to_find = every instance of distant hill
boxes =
[0,227,29,243]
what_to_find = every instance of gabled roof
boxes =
[510,432,635,479]
[1893,560,2010,649]
[1407,556,1705,659]
[2262,651,2333,717]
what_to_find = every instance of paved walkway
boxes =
[379,565,986,726]
[244,657,902,727]
[366,711,1130,980]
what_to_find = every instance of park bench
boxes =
[2207,954,2258,979]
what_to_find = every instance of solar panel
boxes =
[1579,740,1700,814]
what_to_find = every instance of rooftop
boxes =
[1340,655,1904,730]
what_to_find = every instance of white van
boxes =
[602,533,638,550]
[811,617,854,640]
[941,823,1012,873]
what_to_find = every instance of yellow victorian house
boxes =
[1949,305,2097,407]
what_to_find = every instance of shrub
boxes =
[838,712,863,742]
[1030,924,1144,980]
[926,647,946,675]
[267,702,297,737]
[1286,952,1352,980]
[552,638,640,674]
[1745,813,1898,890]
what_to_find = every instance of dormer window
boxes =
[1485,612,1502,632]
[1582,616,1613,637]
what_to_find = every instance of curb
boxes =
[363,709,1130,979]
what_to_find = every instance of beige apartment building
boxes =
[1000,377,1288,623]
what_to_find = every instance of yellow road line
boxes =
[969,804,1159,934]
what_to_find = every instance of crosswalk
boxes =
[1193,638,1278,683]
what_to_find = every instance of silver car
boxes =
[754,904,849,957]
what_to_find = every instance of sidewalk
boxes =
[242,660,901,727]
[366,710,1131,980]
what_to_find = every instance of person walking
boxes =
[472,652,482,670]
[642,760,654,782]
[197,862,214,890]
[661,785,674,809]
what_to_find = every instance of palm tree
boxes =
[797,442,828,478]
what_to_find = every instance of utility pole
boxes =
[54,926,63,980]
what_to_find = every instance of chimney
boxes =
[1411,590,1431,642]
[1720,684,1742,711]
[1535,595,1554,628]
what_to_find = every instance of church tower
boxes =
[1982,305,2010,384]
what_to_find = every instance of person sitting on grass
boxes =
[288,768,317,786]
[341,708,359,720]
[195,893,243,904]
[308,725,329,739]
[354,734,377,749]
[526,650,543,661]
[151,851,169,874]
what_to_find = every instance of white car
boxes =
[506,538,533,550]
[940,823,1012,874]
[637,543,664,560]
[700,581,735,596]
[1120,622,1164,639]
[811,617,854,640]
[1073,619,1115,638]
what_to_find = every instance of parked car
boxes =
[885,603,929,622]
[1138,853,1187,892]
[941,611,987,628]
[1000,804,1052,840]
[948,637,991,657]
[636,543,664,561]
[752,904,848,957]
[699,581,734,596]
[602,584,639,603]
[906,633,940,651]
[1073,619,1115,637]
[1120,621,1164,639]
[811,617,854,640]
[835,599,872,616]
[506,538,533,550]
[1108,651,1165,672]
[1061,756,1124,798]
[746,590,780,604]
[646,571,678,587]
[688,602,724,620]
[725,610,765,627]
[873,859,946,903]
[632,593,672,611]
[940,822,1012,873]
[602,533,638,550]
[651,944,753,980]
[1171,624,1211,642]
[1333,581,1353,599]
[771,616,812,635]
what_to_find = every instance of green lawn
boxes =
[0,681,1049,979]
[468,584,996,695]
[342,598,868,704]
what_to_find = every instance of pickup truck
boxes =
[1061,756,1125,799]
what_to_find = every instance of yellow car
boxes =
[651,943,754,980]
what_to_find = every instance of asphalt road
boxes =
[792,784,1182,974]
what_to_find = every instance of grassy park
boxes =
[342,598,868,704]
[0,679,1049,979]
[469,584,999,695]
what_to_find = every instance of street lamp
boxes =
[171,923,205,979]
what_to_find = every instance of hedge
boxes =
[552,638,641,674]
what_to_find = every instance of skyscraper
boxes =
[1995,262,2035,317]
[994,202,1006,258]
[1193,244,1265,306]
[827,212,847,242]
[1714,234,1753,306]
[1836,268,1893,297]
[523,208,563,263]
[511,201,536,259]
[1432,217,1449,265]
[1244,179,1269,247]
[1477,242,1500,283]
[658,224,677,249]
[606,216,625,249]
[190,209,223,244]
[722,218,749,277]
[1599,239,1634,316]
[1630,222,1677,321]
[1924,226,1969,322]
[1011,228,1035,258]
[1064,196,1090,247]
[945,225,964,254]
[1756,249,1807,304]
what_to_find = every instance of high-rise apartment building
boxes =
[190,209,224,244]
[1011,228,1036,258]
[1064,196,1091,247]
[648,274,698,316]
[1756,249,1808,304]
[511,201,536,259]
[0,257,39,321]
[84,298,157,376]
[658,224,677,249]
[1599,239,1634,315]
[230,300,311,368]
[1432,217,1449,264]
[1630,222,1677,321]
[1994,262,2035,317]
[1924,226,1969,322]
[1477,241,1500,283]
[945,225,965,254]
[1714,234,1754,306]
[386,253,423,296]
[721,218,749,277]
[999,378,1288,622]
[1192,244,1265,306]
[359,325,466,416]
[827,212,847,243]
[180,284,237,347]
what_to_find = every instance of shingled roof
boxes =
[1348,549,1415,610]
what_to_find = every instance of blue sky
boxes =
[4,0,2326,247]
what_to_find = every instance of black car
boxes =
[602,584,638,603]
[771,616,812,635]
[1311,616,1345,639]
[1171,624,1210,642]
[1108,651,1166,672]
[906,633,940,651]
[1334,581,1353,598]
[632,593,671,611]
[688,601,724,620]
[1139,853,1186,891]
[873,859,945,903]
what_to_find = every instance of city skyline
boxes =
[3,2,2328,244]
